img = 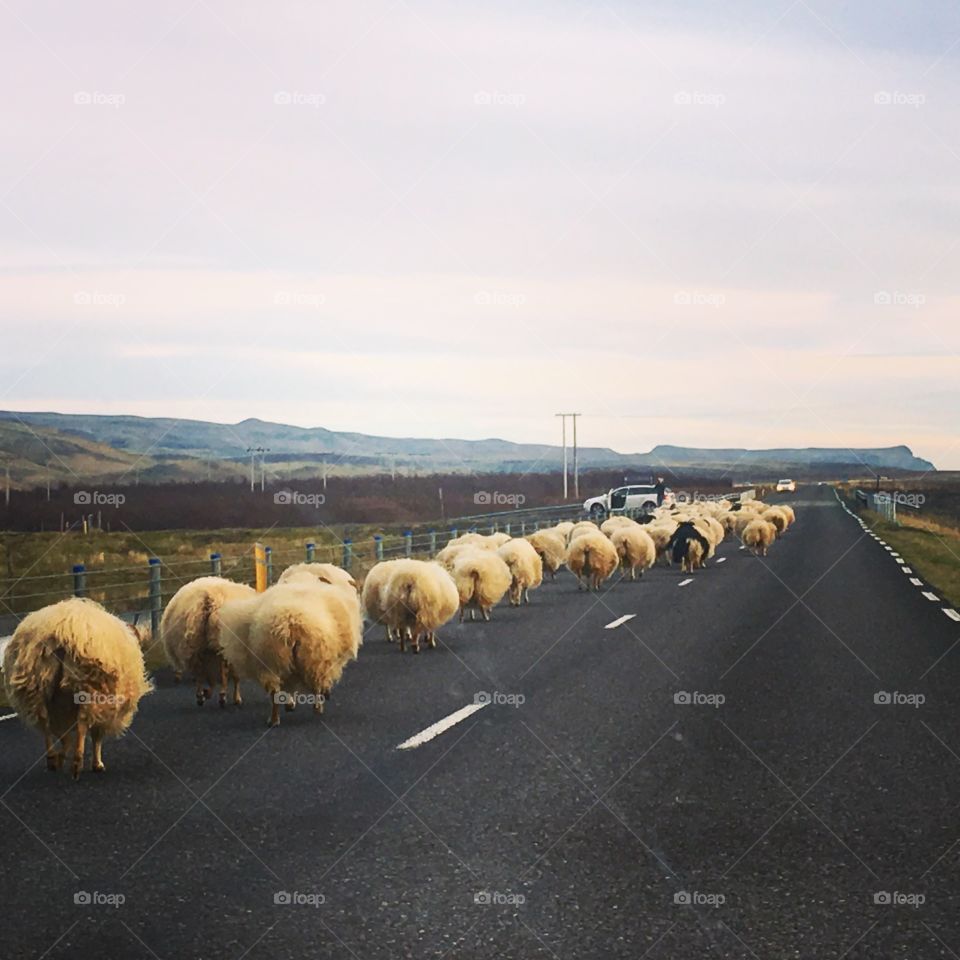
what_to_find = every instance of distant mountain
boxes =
[646,444,935,472]
[0,410,936,481]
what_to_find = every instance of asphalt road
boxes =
[2,484,960,958]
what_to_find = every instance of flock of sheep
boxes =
[1,497,795,779]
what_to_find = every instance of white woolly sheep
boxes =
[778,504,796,527]
[569,521,600,542]
[496,538,543,605]
[645,522,678,566]
[552,521,575,542]
[379,559,460,653]
[360,558,403,642]
[761,507,789,538]
[600,516,636,537]
[219,578,361,727]
[742,518,777,556]
[610,526,657,580]
[161,576,258,708]
[451,548,513,622]
[525,529,567,580]
[3,598,153,779]
[566,531,619,591]
[277,562,358,591]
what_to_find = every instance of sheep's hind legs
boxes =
[92,729,106,773]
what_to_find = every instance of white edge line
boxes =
[923,592,940,602]
[944,609,960,622]
[910,578,924,586]
[604,614,636,630]
[396,701,488,750]
[0,713,17,723]
[903,568,913,574]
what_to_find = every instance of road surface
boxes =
[2,485,959,958]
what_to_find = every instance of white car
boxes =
[776,479,797,493]
[583,484,673,520]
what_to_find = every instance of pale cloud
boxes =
[0,0,958,465]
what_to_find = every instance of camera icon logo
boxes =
[274,490,293,505]
[874,891,891,905]
[274,692,293,705]
[474,891,491,905]
[74,692,93,704]
[74,891,91,905]
[674,891,692,905]
[674,691,691,705]
[474,691,491,706]
[74,491,92,505]
[874,691,892,705]
[274,891,292,905]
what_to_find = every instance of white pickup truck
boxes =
[583,484,673,520]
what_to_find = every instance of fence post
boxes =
[149,558,162,638]
[306,541,315,562]
[505,522,511,536]
[520,521,526,536]
[374,535,384,562]
[210,552,222,576]
[343,539,353,569]
[450,527,458,541]
[72,563,87,598]
[265,547,273,586]
[404,531,413,557]
[429,530,437,554]
[254,543,267,592]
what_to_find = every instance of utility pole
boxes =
[260,448,270,492]
[555,414,581,500]
[556,414,568,498]
[247,447,266,492]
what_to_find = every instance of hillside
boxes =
[0,410,936,483]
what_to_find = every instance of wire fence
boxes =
[0,503,587,636]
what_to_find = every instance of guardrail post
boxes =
[210,552,221,576]
[72,563,87,598]
[520,521,526,536]
[404,531,413,557]
[343,539,353,569]
[265,547,273,586]
[504,522,511,536]
[490,523,497,534]
[450,527,458,541]
[149,558,162,637]
[374,535,384,562]
[429,530,437,554]
[306,541,315,562]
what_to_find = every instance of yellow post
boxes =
[254,542,267,592]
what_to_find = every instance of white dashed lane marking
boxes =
[923,592,941,602]
[910,578,924,586]
[716,557,727,564]
[944,609,960,622]
[604,615,636,629]
[396,702,488,750]
[678,578,694,587]
[0,713,16,723]
[903,568,913,574]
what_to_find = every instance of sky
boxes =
[1,0,958,466]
